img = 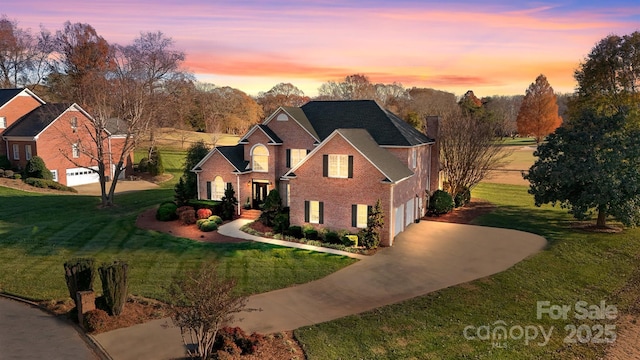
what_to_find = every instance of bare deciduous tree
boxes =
[440,108,510,196]
[169,262,256,360]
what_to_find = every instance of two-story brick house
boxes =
[193,100,439,246]
[0,88,132,186]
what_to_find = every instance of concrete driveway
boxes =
[94,220,546,360]
[0,297,98,359]
[73,179,158,196]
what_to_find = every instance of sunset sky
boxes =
[4,1,640,98]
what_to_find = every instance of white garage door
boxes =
[394,205,404,237]
[66,166,99,186]
[405,198,415,226]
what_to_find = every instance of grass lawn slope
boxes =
[295,182,640,359]
[0,185,355,302]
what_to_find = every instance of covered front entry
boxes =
[252,181,268,209]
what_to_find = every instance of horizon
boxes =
[4,1,640,98]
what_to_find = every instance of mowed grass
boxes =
[295,182,640,359]
[0,150,355,302]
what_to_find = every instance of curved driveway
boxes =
[94,220,546,360]
[0,297,97,359]
[237,220,547,333]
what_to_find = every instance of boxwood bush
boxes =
[429,190,454,215]
[24,177,76,192]
[156,201,178,221]
[287,225,303,239]
[208,215,223,225]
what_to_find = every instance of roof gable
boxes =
[238,124,282,144]
[0,88,46,110]
[284,128,413,183]
[300,100,433,147]
[263,107,320,142]
[2,103,70,138]
[192,145,248,174]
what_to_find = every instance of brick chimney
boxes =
[425,116,440,193]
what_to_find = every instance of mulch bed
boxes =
[423,199,496,224]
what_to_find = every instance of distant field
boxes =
[485,144,537,186]
[140,128,240,150]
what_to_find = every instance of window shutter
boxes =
[226,182,232,190]
[307,149,311,155]
[206,181,212,199]
[352,204,357,227]
[304,201,310,222]
[323,155,328,177]
[348,156,354,178]
[319,202,324,224]
[286,149,291,168]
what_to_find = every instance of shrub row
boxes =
[24,177,77,192]
[196,215,223,232]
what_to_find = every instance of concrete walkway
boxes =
[0,296,98,360]
[94,221,547,360]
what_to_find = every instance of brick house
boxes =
[193,100,440,246]
[0,88,133,186]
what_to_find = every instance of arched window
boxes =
[252,145,269,172]
[212,176,225,200]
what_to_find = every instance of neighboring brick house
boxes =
[193,100,440,246]
[0,88,133,186]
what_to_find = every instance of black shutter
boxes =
[304,201,310,222]
[352,204,357,227]
[348,155,354,178]
[286,149,291,168]
[319,202,324,224]
[323,155,328,177]
[206,181,211,199]
[307,149,311,155]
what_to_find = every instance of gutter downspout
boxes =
[236,174,241,216]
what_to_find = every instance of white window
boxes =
[0,116,6,128]
[289,149,306,168]
[309,200,320,224]
[252,145,268,172]
[51,170,58,182]
[25,145,32,161]
[356,204,368,228]
[71,117,78,132]
[276,113,288,121]
[328,154,348,178]
[72,144,80,158]
[410,148,417,169]
[212,176,225,200]
[12,144,19,160]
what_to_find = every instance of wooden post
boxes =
[76,290,95,330]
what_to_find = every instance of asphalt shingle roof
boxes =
[3,103,70,137]
[218,145,249,172]
[300,100,433,146]
[0,89,25,108]
[336,128,414,183]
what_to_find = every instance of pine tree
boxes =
[516,74,562,143]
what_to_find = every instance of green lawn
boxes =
[498,137,539,147]
[295,183,640,359]
[0,183,355,302]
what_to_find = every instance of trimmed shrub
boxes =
[196,219,208,228]
[137,158,149,172]
[24,177,76,192]
[258,189,282,227]
[323,231,342,245]
[98,261,128,316]
[83,309,110,333]
[147,146,164,176]
[25,156,53,180]
[179,208,197,225]
[342,234,358,247]
[3,170,14,178]
[196,208,213,219]
[214,327,264,355]
[429,190,454,215]
[0,155,10,170]
[273,213,289,234]
[156,202,178,221]
[63,258,96,307]
[303,228,319,240]
[0,169,4,177]
[12,173,20,179]
[188,199,222,215]
[454,187,472,208]
[200,221,218,232]
[287,226,303,239]
[220,183,238,220]
[208,215,223,225]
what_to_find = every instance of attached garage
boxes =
[66,166,99,186]
[394,205,404,237]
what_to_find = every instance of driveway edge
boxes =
[0,292,112,360]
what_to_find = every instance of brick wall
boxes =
[0,94,41,157]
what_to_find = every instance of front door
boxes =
[252,182,268,209]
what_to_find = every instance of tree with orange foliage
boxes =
[516,75,562,143]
